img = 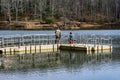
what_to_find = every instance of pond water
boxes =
[0,30,120,36]
[0,30,120,80]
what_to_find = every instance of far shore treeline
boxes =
[0,0,120,30]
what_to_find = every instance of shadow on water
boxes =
[0,48,119,72]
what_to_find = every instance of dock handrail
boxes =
[77,34,112,46]
[0,34,56,48]
[0,34,112,48]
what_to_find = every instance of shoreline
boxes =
[0,28,119,30]
[0,21,120,30]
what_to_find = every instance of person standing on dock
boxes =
[55,27,61,44]
[69,32,74,44]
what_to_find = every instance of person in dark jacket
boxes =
[69,32,73,44]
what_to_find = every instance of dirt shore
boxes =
[0,21,120,30]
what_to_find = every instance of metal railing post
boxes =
[2,37,4,48]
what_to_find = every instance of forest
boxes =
[0,0,120,29]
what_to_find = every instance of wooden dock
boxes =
[0,44,58,54]
[60,44,112,52]
[0,43,112,55]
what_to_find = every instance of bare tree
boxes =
[0,0,120,23]
[2,0,13,23]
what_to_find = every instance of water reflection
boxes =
[0,50,114,71]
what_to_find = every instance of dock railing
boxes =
[0,34,56,48]
[0,34,112,48]
[76,34,112,46]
